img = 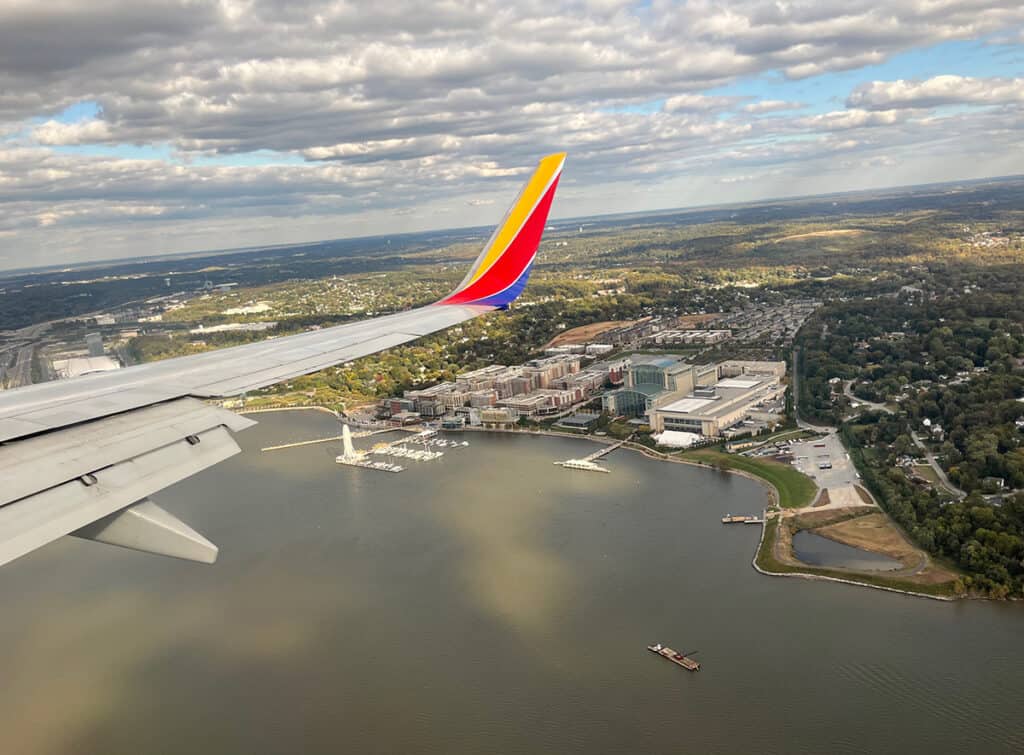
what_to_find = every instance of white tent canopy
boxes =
[652,430,702,448]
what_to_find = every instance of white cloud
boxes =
[663,93,742,113]
[743,99,804,113]
[797,109,905,131]
[32,118,112,145]
[848,74,1024,109]
[2,1,1024,264]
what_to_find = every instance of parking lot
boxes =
[788,432,872,508]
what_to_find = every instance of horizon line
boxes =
[3,170,1023,278]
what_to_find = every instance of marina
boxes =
[369,429,470,462]
[371,444,443,461]
[321,425,471,472]
[335,457,404,473]
[334,424,404,472]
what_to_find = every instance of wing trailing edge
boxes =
[0,154,566,568]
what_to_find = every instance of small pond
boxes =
[792,530,903,571]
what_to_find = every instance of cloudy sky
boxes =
[1,0,1023,269]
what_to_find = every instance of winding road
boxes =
[911,431,966,500]
[843,379,892,414]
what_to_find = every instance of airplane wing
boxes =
[0,152,566,567]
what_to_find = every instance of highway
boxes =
[5,345,34,389]
[1,321,53,389]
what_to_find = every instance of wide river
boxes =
[1,410,1021,755]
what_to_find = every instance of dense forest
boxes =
[844,413,1024,598]
[798,263,1024,596]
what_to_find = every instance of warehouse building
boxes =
[651,372,786,437]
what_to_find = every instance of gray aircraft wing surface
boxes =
[0,152,566,568]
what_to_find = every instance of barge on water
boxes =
[721,514,762,524]
[647,643,700,671]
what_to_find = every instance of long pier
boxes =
[554,439,626,473]
[580,439,627,462]
[261,427,394,452]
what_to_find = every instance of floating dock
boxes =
[554,439,625,473]
[554,459,609,473]
[721,514,763,524]
[335,457,403,472]
[371,444,443,461]
[647,643,700,671]
[334,424,404,472]
[368,428,466,461]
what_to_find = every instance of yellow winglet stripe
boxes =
[466,152,566,286]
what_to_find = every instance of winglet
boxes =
[437,152,565,308]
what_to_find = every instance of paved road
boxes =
[7,345,34,389]
[911,432,966,500]
[843,379,892,414]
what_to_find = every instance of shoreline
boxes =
[463,425,784,504]
[245,412,960,601]
[751,517,956,602]
[237,404,340,417]
[462,426,963,601]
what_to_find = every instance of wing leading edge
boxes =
[0,153,566,567]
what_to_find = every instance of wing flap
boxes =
[0,397,254,507]
[0,425,240,567]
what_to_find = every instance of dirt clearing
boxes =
[813,512,959,585]
[774,229,867,243]
[544,320,636,348]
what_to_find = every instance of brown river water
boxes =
[0,409,1021,755]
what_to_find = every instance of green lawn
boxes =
[911,464,942,486]
[682,449,817,509]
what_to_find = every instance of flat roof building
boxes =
[557,412,601,430]
[651,372,786,437]
[53,355,121,379]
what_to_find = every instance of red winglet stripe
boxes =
[439,176,560,305]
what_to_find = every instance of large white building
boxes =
[650,361,786,437]
[52,356,122,379]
